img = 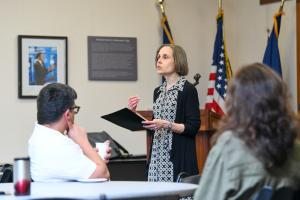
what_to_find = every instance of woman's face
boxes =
[155,46,176,76]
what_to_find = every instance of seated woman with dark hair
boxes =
[194,63,300,200]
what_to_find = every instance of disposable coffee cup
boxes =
[96,142,109,160]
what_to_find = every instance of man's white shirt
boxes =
[28,123,96,182]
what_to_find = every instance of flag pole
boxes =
[279,0,285,12]
[218,0,222,11]
[157,0,165,15]
[262,0,284,76]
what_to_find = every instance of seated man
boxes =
[28,83,110,182]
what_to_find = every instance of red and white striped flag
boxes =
[205,10,232,116]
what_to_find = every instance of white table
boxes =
[0,181,197,199]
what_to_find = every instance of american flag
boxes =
[205,10,232,115]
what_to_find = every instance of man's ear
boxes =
[63,109,71,121]
[63,109,72,131]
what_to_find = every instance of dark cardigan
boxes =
[148,80,200,182]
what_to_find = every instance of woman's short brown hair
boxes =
[155,44,189,76]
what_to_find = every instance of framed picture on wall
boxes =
[18,35,68,98]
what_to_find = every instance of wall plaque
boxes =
[88,36,137,81]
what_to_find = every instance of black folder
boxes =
[101,108,147,131]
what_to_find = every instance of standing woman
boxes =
[128,44,200,182]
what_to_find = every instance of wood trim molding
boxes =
[260,0,281,5]
[260,0,292,5]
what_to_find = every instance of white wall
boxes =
[223,0,297,109]
[0,0,296,163]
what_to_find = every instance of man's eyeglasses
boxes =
[70,106,80,114]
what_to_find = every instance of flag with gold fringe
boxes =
[262,10,283,76]
[161,13,174,44]
[205,10,232,115]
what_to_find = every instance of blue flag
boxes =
[263,11,283,76]
[161,13,174,44]
[160,13,174,82]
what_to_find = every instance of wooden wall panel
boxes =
[260,0,281,5]
[297,0,300,112]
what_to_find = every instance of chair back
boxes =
[179,175,201,185]
[253,186,296,200]
[99,194,179,200]
[252,186,273,200]
[176,171,201,185]
[0,164,13,183]
[272,187,295,200]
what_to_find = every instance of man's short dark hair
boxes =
[37,83,77,124]
[35,52,43,59]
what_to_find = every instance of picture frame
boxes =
[18,35,68,98]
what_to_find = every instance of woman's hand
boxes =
[142,119,169,131]
[128,96,140,112]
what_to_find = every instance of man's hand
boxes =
[67,122,88,146]
[103,140,112,163]
[95,140,112,164]
[48,64,56,72]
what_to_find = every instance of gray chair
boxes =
[0,164,13,183]
[176,172,201,185]
[252,186,273,200]
[99,194,179,200]
[253,186,297,200]
[31,198,88,200]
